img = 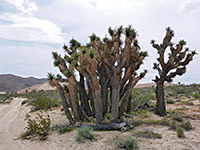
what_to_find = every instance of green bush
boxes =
[169,120,178,130]
[26,91,61,112]
[105,113,112,120]
[181,121,192,131]
[145,118,170,126]
[135,129,162,139]
[115,136,139,150]
[178,101,194,105]
[21,112,51,140]
[0,93,14,104]
[21,99,29,105]
[165,84,199,98]
[176,127,185,138]
[76,127,94,142]
[192,93,199,99]
[54,124,76,134]
[166,99,175,104]
[173,113,183,122]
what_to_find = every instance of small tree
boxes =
[50,26,147,125]
[151,27,196,116]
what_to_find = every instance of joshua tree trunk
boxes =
[100,79,108,116]
[79,74,92,116]
[87,81,95,117]
[68,77,81,121]
[111,71,119,123]
[126,95,132,114]
[155,80,166,116]
[94,89,103,124]
[57,83,75,125]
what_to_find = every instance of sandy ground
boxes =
[0,98,200,150]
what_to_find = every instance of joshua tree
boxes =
[47,73,75,125]
[50,26,147,125]
[151,27,196,116]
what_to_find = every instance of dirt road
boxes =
[0,98,28,149]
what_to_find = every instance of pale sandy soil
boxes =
[0,98,200,150]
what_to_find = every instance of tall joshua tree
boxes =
[47,73,75,125]
[151,27,196,116]
[50,26,147,125]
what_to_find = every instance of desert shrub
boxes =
[21,112,51,140]
[192,93,199,99]
[166,99,175,104]
[180,121,192,131]
[115,136,139,150]
[169,120,178,130]
[105,113,112,120]
[178,101,194,105]
[54,124,76,134]
[176,127,185,138]
[76,127,94,142]
[165,84,199,98]
[173,113,183,122]
[21,99,29,105]
[135,129,162,139]
[129,120,143,126]
[26,90,61,111]
[0,93,14,104]
[132,87,155,110]
[145,118,171,126]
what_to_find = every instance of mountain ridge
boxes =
[0,74,46,93]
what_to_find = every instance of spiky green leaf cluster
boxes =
[86,48,97,59]
[166,27,174,36]
[139,51,148,57]
[63,85,69,93]
[117,26,123,35]
[89,33,99,42]
[71,52,79,60]
[70,39,81,48]
[150,40,155,44]
[79,47,87,54]
[64,55,72,63]
[47,72,55,81]
[63,44,68,50]
[52,52,58,59]
[179,40,186,46]
[125,25,136,38]
[54,59,61,66]
[140,70,147,78]
[64,70,73,78]
[108,27,114,36]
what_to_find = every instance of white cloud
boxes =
[6,0,38,15]
[0,13,65,44]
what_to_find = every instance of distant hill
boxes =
[0,74,46,93]
[17,82,56,94]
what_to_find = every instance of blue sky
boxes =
[0,0,199,84]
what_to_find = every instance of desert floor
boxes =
[0,97,200,150]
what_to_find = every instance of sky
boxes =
[0,0,199,84]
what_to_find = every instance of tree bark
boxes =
[68,77,81,121]
[100,79,108,116]
[126,95,132,114]
[111,70,120,123]
[87,81,95,117]
[94,89,103,125]
[57,83,75,125]
[79,74,92,116]
[155,80,167,116]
